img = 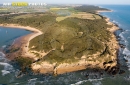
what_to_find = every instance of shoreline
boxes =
[96,10,113,13]
[31,17,120,75]
[0,11,120,75]
[98,10,120,58]
[55,12,120,74]
[105,18,119,33]
[0,24,42,33]
[0,24,43,60]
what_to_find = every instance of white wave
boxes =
[0,62,11,66]
[0,52,5,57]
[2,45,6,48]
[125,30,130,32]
[119,32,129,46]
[1,70,10,76]
[0,62,14,71]
[27,78,37,85]
[123,48,130,56]
[0,52,7,62]
[123,48,130,70]
[0,52,10,66]
[124,41,127,43]
[92,81,102,85]
[113,20,116,23]
[14,83,20,85]
[124,56,130,60]
[119,33,126,41]
[70,78,103,85]
[112,20,118,24]
[0,52,13,76]
[28,78,37,82]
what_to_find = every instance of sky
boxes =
[1,0,130,4]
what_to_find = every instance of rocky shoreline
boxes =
[31,17,120,75]
[1,16,120,76]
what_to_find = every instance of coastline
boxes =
[96,10,113,13]
[0,24,43,60]
[31,17,120,75]
[0,11,120,75]
[98,10,120,58]
[0,24,42,33]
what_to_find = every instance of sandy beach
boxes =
[0,24,43,60]
[96,10,113,13]
[0,24,42,33]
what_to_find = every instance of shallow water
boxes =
[0,27,31,47]
[0,27,31,84]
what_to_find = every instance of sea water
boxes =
[100,5,130,70]
[0,5,130,85]
[0,27,31,47]
[0,27,31,84]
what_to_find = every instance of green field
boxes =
[56,12,102,22]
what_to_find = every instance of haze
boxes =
[1,0,130,4]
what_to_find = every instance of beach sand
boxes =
[0,24,43,60]
[96,10,113,13]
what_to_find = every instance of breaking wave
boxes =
[123,48,130,56]
[27,78,37,85]
[1,70,10,76]
[0,52,14,76]
[71,78,103,85]
[119,30,130,71]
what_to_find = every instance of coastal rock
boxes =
[31,62,55,74]
[31,54,118,75]
[110,66,119,75]
[119,70,125,74]
[3,13,119,75]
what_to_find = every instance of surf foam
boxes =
[1,70,10,76]
[0,52,14,76]
[71,78,103,85]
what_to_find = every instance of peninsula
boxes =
[0,5,119,75]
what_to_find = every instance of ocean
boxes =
[0,27,31,47]
[100,5,130,71]
[0,5,130,85]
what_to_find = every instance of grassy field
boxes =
[56,12,102,22]
[13,13,46,19]
[52,6,102,22]
[50,7,68,10]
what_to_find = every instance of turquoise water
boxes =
[0,5,130,85]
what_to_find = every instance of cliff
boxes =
[1,12,119,75]
[30,18,119,75]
